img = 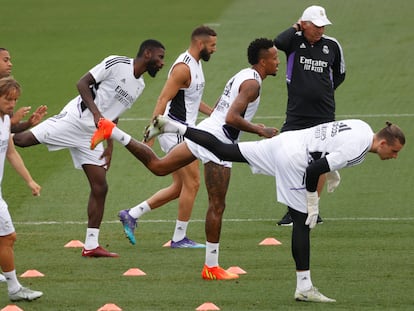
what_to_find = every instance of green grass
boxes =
[1,0,414,310]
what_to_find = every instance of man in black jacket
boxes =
[273,5,346,225]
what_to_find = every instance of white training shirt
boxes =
[158,51,205,153]
[197,67,262,141]
[64,55,145,123]
[163,51,205,126]
[239,119,374,212]
[186,67,262,166]
[30,55,145,169]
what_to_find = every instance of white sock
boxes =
[296,270,313,291]
[205,242,219,267]
[84,228,100,250]
[128,201,151,219]
[172,220,188,242]
[165,119,187,135]
[4,270,21,294]
[111,127,131,146]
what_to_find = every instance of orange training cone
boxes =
[1,305,24,311]
[64,240,84,248]
[97,303,122,311]
[196,302,220,310]
[226,266,247,274]
[259,237,282,245]
[123,268,146,276]
[20,270,44,278]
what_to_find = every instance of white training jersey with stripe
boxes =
[197,67,263,142]
[63,55,145,123]
[30,55,145,169]
[186,67,263,167]
[239,119,374,212]
[163,51,205,126]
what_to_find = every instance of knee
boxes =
[289,207,308,226]
[12,133,24,147]
[12,132,36,147]
[9,232,17,245]
[208,199,226,216]
[185,177,200,194]
[0,232,17,247]
[193,177,200,191]
[91,181,108,197]
[165,181,182,199]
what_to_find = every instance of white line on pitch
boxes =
[14,217,414,225]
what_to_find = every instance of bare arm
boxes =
[145,63,191,145]
[26,105,48,127]
[76,72,102,127]
[11,105,48,133]
[6,136,41,196]
[199,100,212,116]
[10,106,30,126]
[225,80,278,138]
[152,63,191,118]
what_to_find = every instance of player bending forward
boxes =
[90,115,404,302]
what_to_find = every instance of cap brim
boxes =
[312,18,332,27]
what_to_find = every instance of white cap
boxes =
[301,5,332,27]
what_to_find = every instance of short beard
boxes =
[147,62,159,77]
[200,48,211,62]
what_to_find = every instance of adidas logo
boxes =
[210,249,217,254]
[177,226,183,231]
[121,78,126,83]
[300,43,306,49]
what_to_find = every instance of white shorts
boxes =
[186,119,233,168]
[239,134,308,213]
[186,138,232,168]
[158,133,184,154]
[0,199,15,236]
[30,109,106,169]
